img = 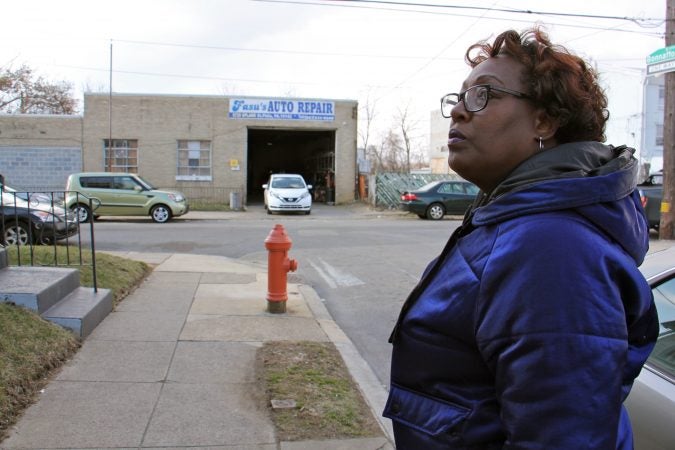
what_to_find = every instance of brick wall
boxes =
[84,93,357,203]
[0,94,359,203]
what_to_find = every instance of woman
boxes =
[384,28,658,449]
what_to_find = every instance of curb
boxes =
[299,284,395,444]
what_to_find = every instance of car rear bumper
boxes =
[399,202,425,215]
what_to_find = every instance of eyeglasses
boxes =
[440,84,530,117]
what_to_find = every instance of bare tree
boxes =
[0,64,78,114]
[395,101,420,173]
[381,128,406,172]
[358,91,378,152]
[366,142,385,173]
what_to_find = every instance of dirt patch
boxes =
[256,341,383,441]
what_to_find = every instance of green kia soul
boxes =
[65,172,189,223]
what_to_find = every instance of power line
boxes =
[323,0,666,26]
[54,63,394,89]
[113,38,464,61]
[253,0,663,37]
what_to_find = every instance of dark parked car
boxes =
[638,171,663,231]
[625,245,675,449]
[1,192,78,245]
[399,180,479,220]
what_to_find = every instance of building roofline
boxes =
[0,113,82,118]
[84,91,358,104]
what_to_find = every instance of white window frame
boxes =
[103,139,138,173]
[176,140,212,181]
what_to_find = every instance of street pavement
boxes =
[1,250,394,449]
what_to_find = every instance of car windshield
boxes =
[648,277,675,377]
[1,191,30,207]
[135,175,155,190]
[272,177,305,189]
[465,184,480,195]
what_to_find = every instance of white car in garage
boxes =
[263,174,312,215]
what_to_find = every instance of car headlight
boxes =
[168,193,185,202]
[33,210,59,222]
[300,191,311,200]
[271,191,283,200]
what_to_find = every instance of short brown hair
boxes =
[466,27,609,143]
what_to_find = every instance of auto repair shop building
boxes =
[0,93,358,206]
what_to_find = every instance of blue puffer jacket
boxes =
[384,142,659,449]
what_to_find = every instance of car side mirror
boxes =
[307,184,313,190]
[134,185,143,192]
[262,184,268,189]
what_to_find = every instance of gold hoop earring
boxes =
[538,136,544,151]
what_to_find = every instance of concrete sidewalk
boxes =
[1,252,394,449]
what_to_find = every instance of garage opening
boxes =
[247,128,335,204]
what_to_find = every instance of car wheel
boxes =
[267,208,273,215]
[305,210,311,215]
[2,220,32,246]
[151,205,172,223]
[73,204,91,223]
[426,203,445,220]
[37,235,55,245]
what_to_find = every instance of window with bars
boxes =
[656,124,664,147]
[177,140,212,180]
[103,139,138,173]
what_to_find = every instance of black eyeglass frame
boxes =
[440,84,531,117]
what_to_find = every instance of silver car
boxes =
[626,245,675,449]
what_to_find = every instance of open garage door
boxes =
[247,128,335,203]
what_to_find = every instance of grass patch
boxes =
[0,304,80,441]
[257,341,382,441]
[0,245,152,440]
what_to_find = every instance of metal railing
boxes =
[0,176,98,292]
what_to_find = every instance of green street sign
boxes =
[647,46,675,75]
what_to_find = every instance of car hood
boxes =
[270,188,308,197]
[151,189,186,199]
[3,193,68,215]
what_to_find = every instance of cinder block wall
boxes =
[84,94,245,191]
[0,115,83,190]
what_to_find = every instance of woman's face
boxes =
[447,55,540,193]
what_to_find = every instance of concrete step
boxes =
[41,286,113,338]
[0,265,80,313]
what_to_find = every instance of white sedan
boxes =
[263,174,312,215]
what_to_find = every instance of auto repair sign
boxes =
[228,98,335,121]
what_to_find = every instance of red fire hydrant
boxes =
[264,224,298,313]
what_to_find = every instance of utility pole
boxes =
[661,0,675,239]
[108,39,113,173]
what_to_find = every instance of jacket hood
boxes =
[470,141,649,263]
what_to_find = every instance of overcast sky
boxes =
[1,0,667,159]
